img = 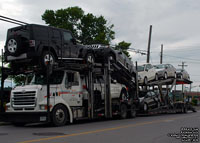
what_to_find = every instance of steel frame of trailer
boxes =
[0,56,138,122]
[138,77,193,115]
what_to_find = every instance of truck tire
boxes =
[164,73,168,79]
[120,104,128,119]
[120,90,128,101]
[144,103,148,113]
[51,104,68,126]
[192,108,197,112]
[184,107,188,113]
[41,51,56,67]
[129,104,136,118]
[5,35,22,56]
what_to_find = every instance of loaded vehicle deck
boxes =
[137,76,195,115]
[0,54,139,126]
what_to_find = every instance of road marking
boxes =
[163,119,174,122]
[19,115,198,143]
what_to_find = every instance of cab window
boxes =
[65,72,79,87]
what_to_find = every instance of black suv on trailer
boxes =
[4,24,94,69]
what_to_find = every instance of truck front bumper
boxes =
[0,112,49,123]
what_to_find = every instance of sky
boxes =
[0,0,200,90]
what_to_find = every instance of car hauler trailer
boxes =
[0,54,138,126]
[138,77,195,115]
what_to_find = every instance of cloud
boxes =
[0,0,200,88]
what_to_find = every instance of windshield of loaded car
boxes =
[154,65,165,69]
[176,69,182,72]
[137,66,145,72]
[30,71,64,85]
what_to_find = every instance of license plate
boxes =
[40,116,47,121]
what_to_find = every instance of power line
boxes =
[178,62,187,70]
[0,15,28,25]
[128,48,147,55]
[0,18,23,26]
[163,54,200,62]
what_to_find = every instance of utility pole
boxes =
[160,44,163,64]
[147,25,152,63]
[178,62,188,70]
[178,62,188,102]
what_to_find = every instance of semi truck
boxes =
[0,58,138,126]
[0,23,195,126]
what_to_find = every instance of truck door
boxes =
[63,72,82,106]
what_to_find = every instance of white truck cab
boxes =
[6,70,127,126]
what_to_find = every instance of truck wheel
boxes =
[129,105,136,118]
[184,107,188,113]
[192,108,197,112]
[144,103,148,113]
[120,90,128,101]
[51,104,68,126]
[120,104,128,119]
[164,73,168,79]
[85,53,95,64]
[41,51,56,67]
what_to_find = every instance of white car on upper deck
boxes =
[137,63,158,85]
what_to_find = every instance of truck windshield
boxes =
[30,71,64,85]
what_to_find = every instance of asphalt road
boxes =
[0,111,199,143]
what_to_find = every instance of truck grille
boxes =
[12,91,36,107]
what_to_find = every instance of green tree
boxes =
[116,41,131,58]
[42,6,115,44]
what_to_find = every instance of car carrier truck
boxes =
[0,56,138,126]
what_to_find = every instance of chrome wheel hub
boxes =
[55,109,65,123]
[44,54,54,65]
[8,39,17,53]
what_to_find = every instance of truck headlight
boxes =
[40,105,52,110]
[5,105,10,111]
[40,105,46,110]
